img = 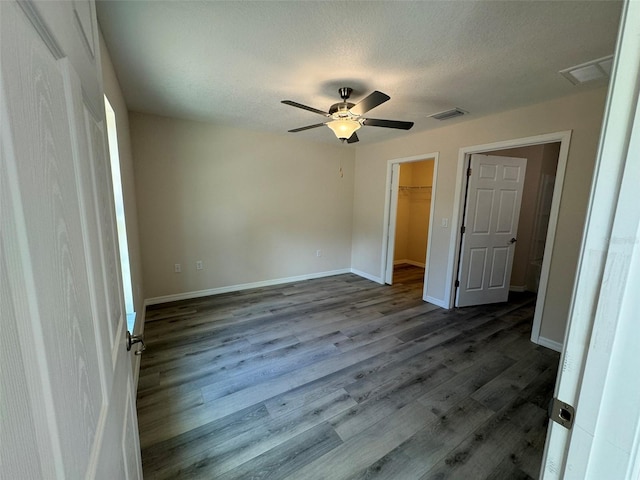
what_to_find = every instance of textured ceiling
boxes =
[96,1,622,145]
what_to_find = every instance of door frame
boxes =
[446,131,572,350]
[381,152,439,303]
[384,163,401,284]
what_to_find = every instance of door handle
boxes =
[509,237,517,244]
[126,331,146,356]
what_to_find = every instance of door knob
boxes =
[126,331,146,356]
[509,237,517,244]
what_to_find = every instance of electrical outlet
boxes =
[196,260,203,270]
[316,250,322,257]
[174,263,181,273]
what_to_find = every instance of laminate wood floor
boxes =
[138,266,560,479]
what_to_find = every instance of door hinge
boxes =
[549,397,575,430]
[455,280,460,288]
[461,225,466,234]
[467,167,472,177]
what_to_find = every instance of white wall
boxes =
[352,88,607,345]
[130,113,355,299]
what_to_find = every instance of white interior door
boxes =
[456,154,527,307]
[1,1,141,478]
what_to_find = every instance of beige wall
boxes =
[130,113,355,299]
[407,161,434,265]
[100,32,145,318]
[394,161,434,266]
[394,166,412,261]
[352,88,607,344]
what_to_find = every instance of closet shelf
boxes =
[399,185,432,190]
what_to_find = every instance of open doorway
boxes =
[392,159,434,290]
[382,153,438,301]
[448,131,572,352]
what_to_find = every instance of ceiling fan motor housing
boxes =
[329,102,356,116]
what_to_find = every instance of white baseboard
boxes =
[394,259,426,268]
[509,285,527,292]
[144,268,351,306]
[425,295,448,309]
[536,335,563,353]
[350,268,384,284]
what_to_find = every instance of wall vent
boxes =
[428,108,467,121]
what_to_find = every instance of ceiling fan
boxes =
[282,87,414,143]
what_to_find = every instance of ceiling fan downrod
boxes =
[338,87,352,101]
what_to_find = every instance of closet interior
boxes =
[393,159,434,283]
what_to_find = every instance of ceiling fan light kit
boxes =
[282,87,413,143]
[326,119,361,140]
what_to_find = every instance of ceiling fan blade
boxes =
[288,123,326,133]
[362,118,414,130]
[347,132,359,144]
[349,91,390,116]
[282,100,329,117]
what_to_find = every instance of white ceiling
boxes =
[96,0,622,145]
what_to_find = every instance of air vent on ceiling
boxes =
[560,55,613,85]
[428,108,467,121]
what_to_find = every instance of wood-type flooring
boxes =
[138,265,560,479]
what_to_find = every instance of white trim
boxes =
[425,295,449,309]
[131,308,145,393]
[530,135,570,346]
[394,259,426,268]
[423,156,439,303]
[351,268,384,284]
[537,336,563,353]
[446,132,572,341]
[629,414,640,480]
[384,163,400,284]
[144,268,352,306]
[509,285,527,293]
[380,152,439,291]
